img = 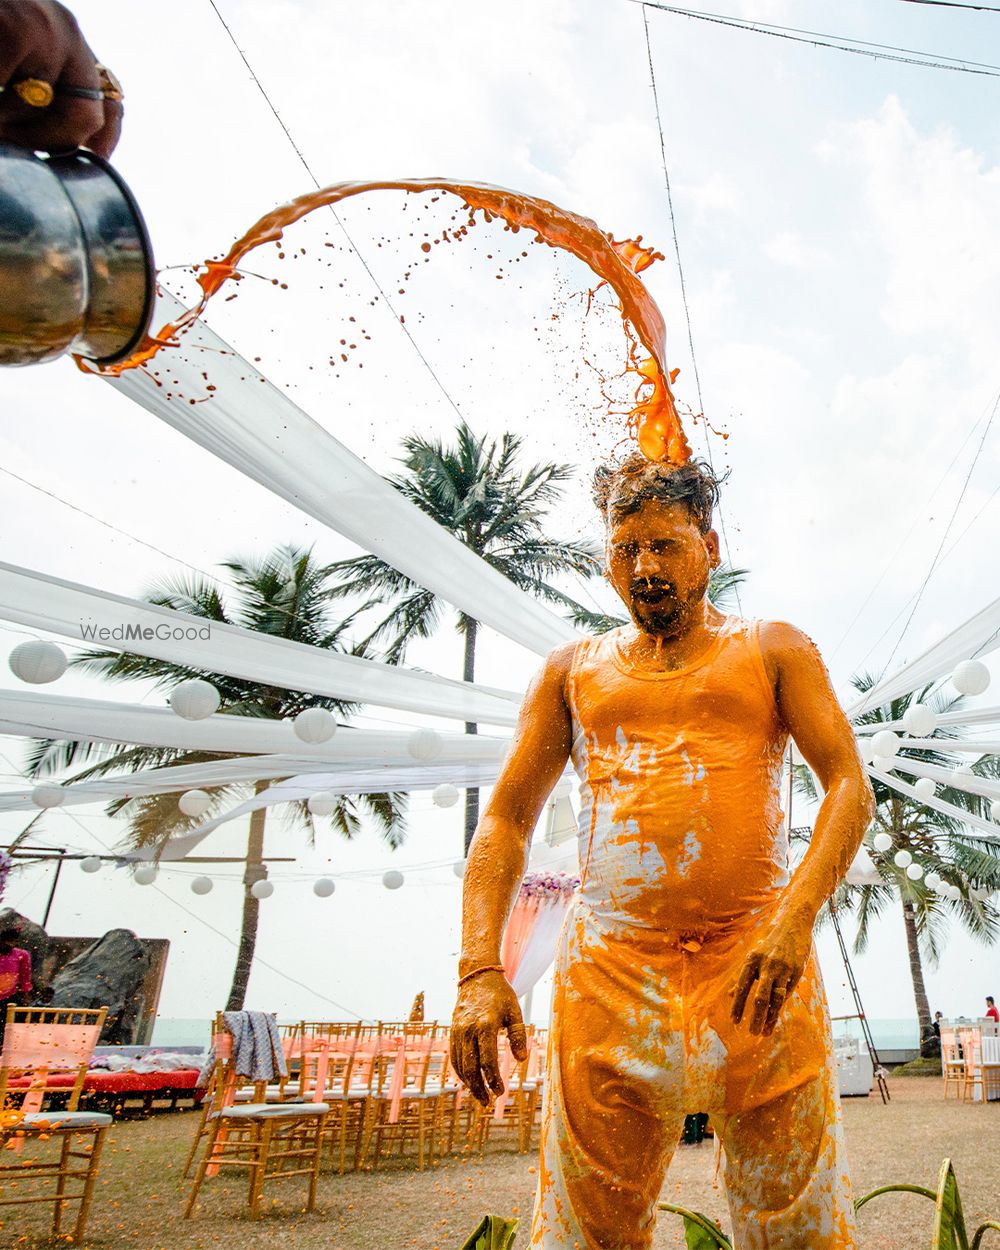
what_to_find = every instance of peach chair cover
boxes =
[1,1020,103,1116]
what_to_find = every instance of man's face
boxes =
[605,497,719,637]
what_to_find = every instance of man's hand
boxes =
[730,909,814,1037]
[0,1,122,157]
[451,971,528,1107]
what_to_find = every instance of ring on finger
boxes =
[95,64,124,103]
[7,78,55,108]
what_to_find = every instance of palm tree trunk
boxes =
[902,897,932,1041]
[463,617,479,856]
[225,782,268,1011]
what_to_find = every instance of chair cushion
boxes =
[213,1101,329,1120]
[20,1110,113,1129]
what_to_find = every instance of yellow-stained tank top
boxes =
[567,616,789,934]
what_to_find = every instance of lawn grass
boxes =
[3,1077,998,1249]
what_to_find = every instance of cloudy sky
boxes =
[3,0,1000,1038]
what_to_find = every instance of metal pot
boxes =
[0,143,154,366]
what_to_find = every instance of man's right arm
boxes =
[450,641,575,1105]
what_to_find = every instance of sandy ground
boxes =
[3,1077,998,1249]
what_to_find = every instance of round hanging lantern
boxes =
[191,876,214,896]
[178,789,212,818]
[893,849,913,868]
[950,765,975,787]
[307,791,337,817]
[79,856,101,874]
[991,799,1000,822]
[949,883,964,901]
[432,783,459,809]
[408,728,443,763]
[31,784,65,809]
[872,756,893,773]
[251,879,274,900]
[453,860,466,879]
[856,737,875,764]
[313,877,336,898]
[906,862,924,881]
[293,708,337,744]
[971,885,989,902]
[871,729,900,759]
[133,864,158,885]
[169,680,220,721]
[902,704,937,738]
[913,777,936,802]
[952,660,990,697]
[872,832,894,853]
[925,872,941,890]
[382,869,404,890]
[9,640,68,684]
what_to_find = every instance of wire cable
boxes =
[641,4,742,612]
[898,0,1000,12]
[205,0,467,425]
[632,1,1000,76]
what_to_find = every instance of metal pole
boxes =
[41,852,65,928]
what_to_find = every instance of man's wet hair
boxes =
[592,453,722,534]
[0,927,20,943]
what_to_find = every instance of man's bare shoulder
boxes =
[757,620,826,683]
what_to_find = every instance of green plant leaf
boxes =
[458,1215,519,1250]
[933,1158,970,1250]
[658,1202,732,1248]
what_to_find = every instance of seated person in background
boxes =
[0,925,32,1047]
[986,996,999,1024]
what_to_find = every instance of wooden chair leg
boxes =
[185,1120,219,1218]
[73,1127,107,1244]
[182,1105,210,1178]
[50,1132,73,1236]
[307,1120,321,1213]
[248,1121,271,1219]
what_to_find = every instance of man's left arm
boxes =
[731,621,875,1036]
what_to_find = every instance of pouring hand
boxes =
[0,1,122,157]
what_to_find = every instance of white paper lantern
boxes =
[913,777,936,802]
[991,799,1000,823]
[925,872,941,890]
[9,640,68,684]
[872,756,893,773]
[382,869,404,890]
[80,856,102,874]
[133,865,158,885]
[971,886,989,902]
[871,730,900,759]
[952,660,991,697]
[856,737,875,765]
[432,783,459,809]
[902,704,937,737]
[31,784,65,809]
[408,728,443,763]
[307,791,337,817]
[872,832,894,853]
[251,879,274,900]
[293,707,337,744]
[950,766,975,787]
[191,876,214,895]
[950,884,964,901]
[893,849,913,868]
[178,789,212,818]
[169,679,220,721]
[906,862,924,880]
[313,877,336,898]
[453,860,466,879]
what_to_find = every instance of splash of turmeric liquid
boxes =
[99,179,691,463]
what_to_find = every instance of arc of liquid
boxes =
[98,177,691,463]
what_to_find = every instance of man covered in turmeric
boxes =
[451,454,875,1250]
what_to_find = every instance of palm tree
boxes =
[801,674,1000,1046]
[328,423,604,852]
[25,545,406,1011]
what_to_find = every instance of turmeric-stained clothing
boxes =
[529,620,856,1250]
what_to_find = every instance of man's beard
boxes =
[628,583,685,635]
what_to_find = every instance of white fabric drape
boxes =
[0,749,507,815]
[0,688,512,758]
[866,765,1000,842]
[0,562,521,726]
[847,595,1000,718]
[105,290,580,659]
[509,900,571,998]
[853,707,1000,734]
[879,755,1000,803]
